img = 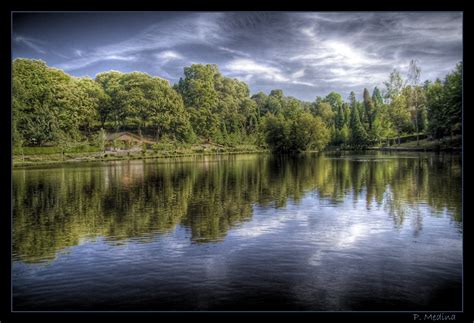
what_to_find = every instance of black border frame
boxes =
[1,1,469,322]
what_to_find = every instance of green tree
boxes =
[324,92,343,112]
[13,58,86,147]
[95,71,125,130]
[349,92,368,148]
[263,114,291,152]
[388,90,411,145]
[443,62,462,140]
[313,101,335,126]
[425,63,462,141]
[372,87,384,107]
[425,79,445,139]
[363,88,375,134]
[75,77,105,134]
[384,69,405,103]
[290,113,330,152]
[407,59,424,145]
[384,70,411,145]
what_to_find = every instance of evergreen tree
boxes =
[349,92,368,148]
[363,88,376,135]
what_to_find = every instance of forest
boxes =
[12,58,462,154]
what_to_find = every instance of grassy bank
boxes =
[13,135,462,168]
[13,143,267,168]
[373,135,462,151]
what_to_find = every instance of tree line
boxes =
[12,58,462,153]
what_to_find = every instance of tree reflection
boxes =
[13,152,461,263]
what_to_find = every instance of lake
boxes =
[12,152,462,311]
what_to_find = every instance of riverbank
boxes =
[13,143,268,168]
[374,135,462,152]
[13,135,462,168]
[324,135,461,152]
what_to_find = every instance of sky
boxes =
[12,12,463,102]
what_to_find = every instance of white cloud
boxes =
[53,13,224,72]
[226,58,289,83]
[325,40,381,67]
[301,26,316,38]
[156,50,184,65]
[57,54,136,71]
[218,46,250,57]
[14,35,47,54]
[13,12,461,100]
[291,68,305,79]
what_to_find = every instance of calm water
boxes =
[12,152,462,311]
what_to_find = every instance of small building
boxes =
[105,132,155,151]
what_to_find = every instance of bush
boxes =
[21,146,61,155]
[20,144,101,155]
[152,142,174,152]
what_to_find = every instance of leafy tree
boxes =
[290,113,330,152]
[12,58,462,155]
[251,92,268,117]
[324,92,343,112]
[96,128,107,153]
[176,64,220,141]
[313,101,335,126]
[425,79,444,139]
[13,58,88,146]
[387,90,411,145]
[425,63,462,140]
[75,77,105,133]
[383,69,405,103]
[95,71,125,130]
[443,62,462,140]
[407,59,424,145]
[263,114,291,152]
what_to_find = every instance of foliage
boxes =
[349,93,369,148]
[12,59,462,154]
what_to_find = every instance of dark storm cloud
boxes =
[12,12,462,101]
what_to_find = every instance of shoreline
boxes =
[13,146,461,169]
[12,149,269,169]
[368,147,462,152]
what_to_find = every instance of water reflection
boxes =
[13,152,461,264]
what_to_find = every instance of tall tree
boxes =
[443,62,462,140]
[13,58,89,146]
[95,71,125,130]
[324,92,343,112]
[363,88,376,137]
[176,64,220,141]
[383,69,405,103]
[349,92,368,148]
[372,87,384,108]
[388,90,411,145]
[407,59,423,145]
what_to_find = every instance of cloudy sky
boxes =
[12,12,462,101]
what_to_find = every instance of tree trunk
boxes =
[156,127,161,142]
[415,111,419,146]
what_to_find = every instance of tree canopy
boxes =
[12,58,462,152]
